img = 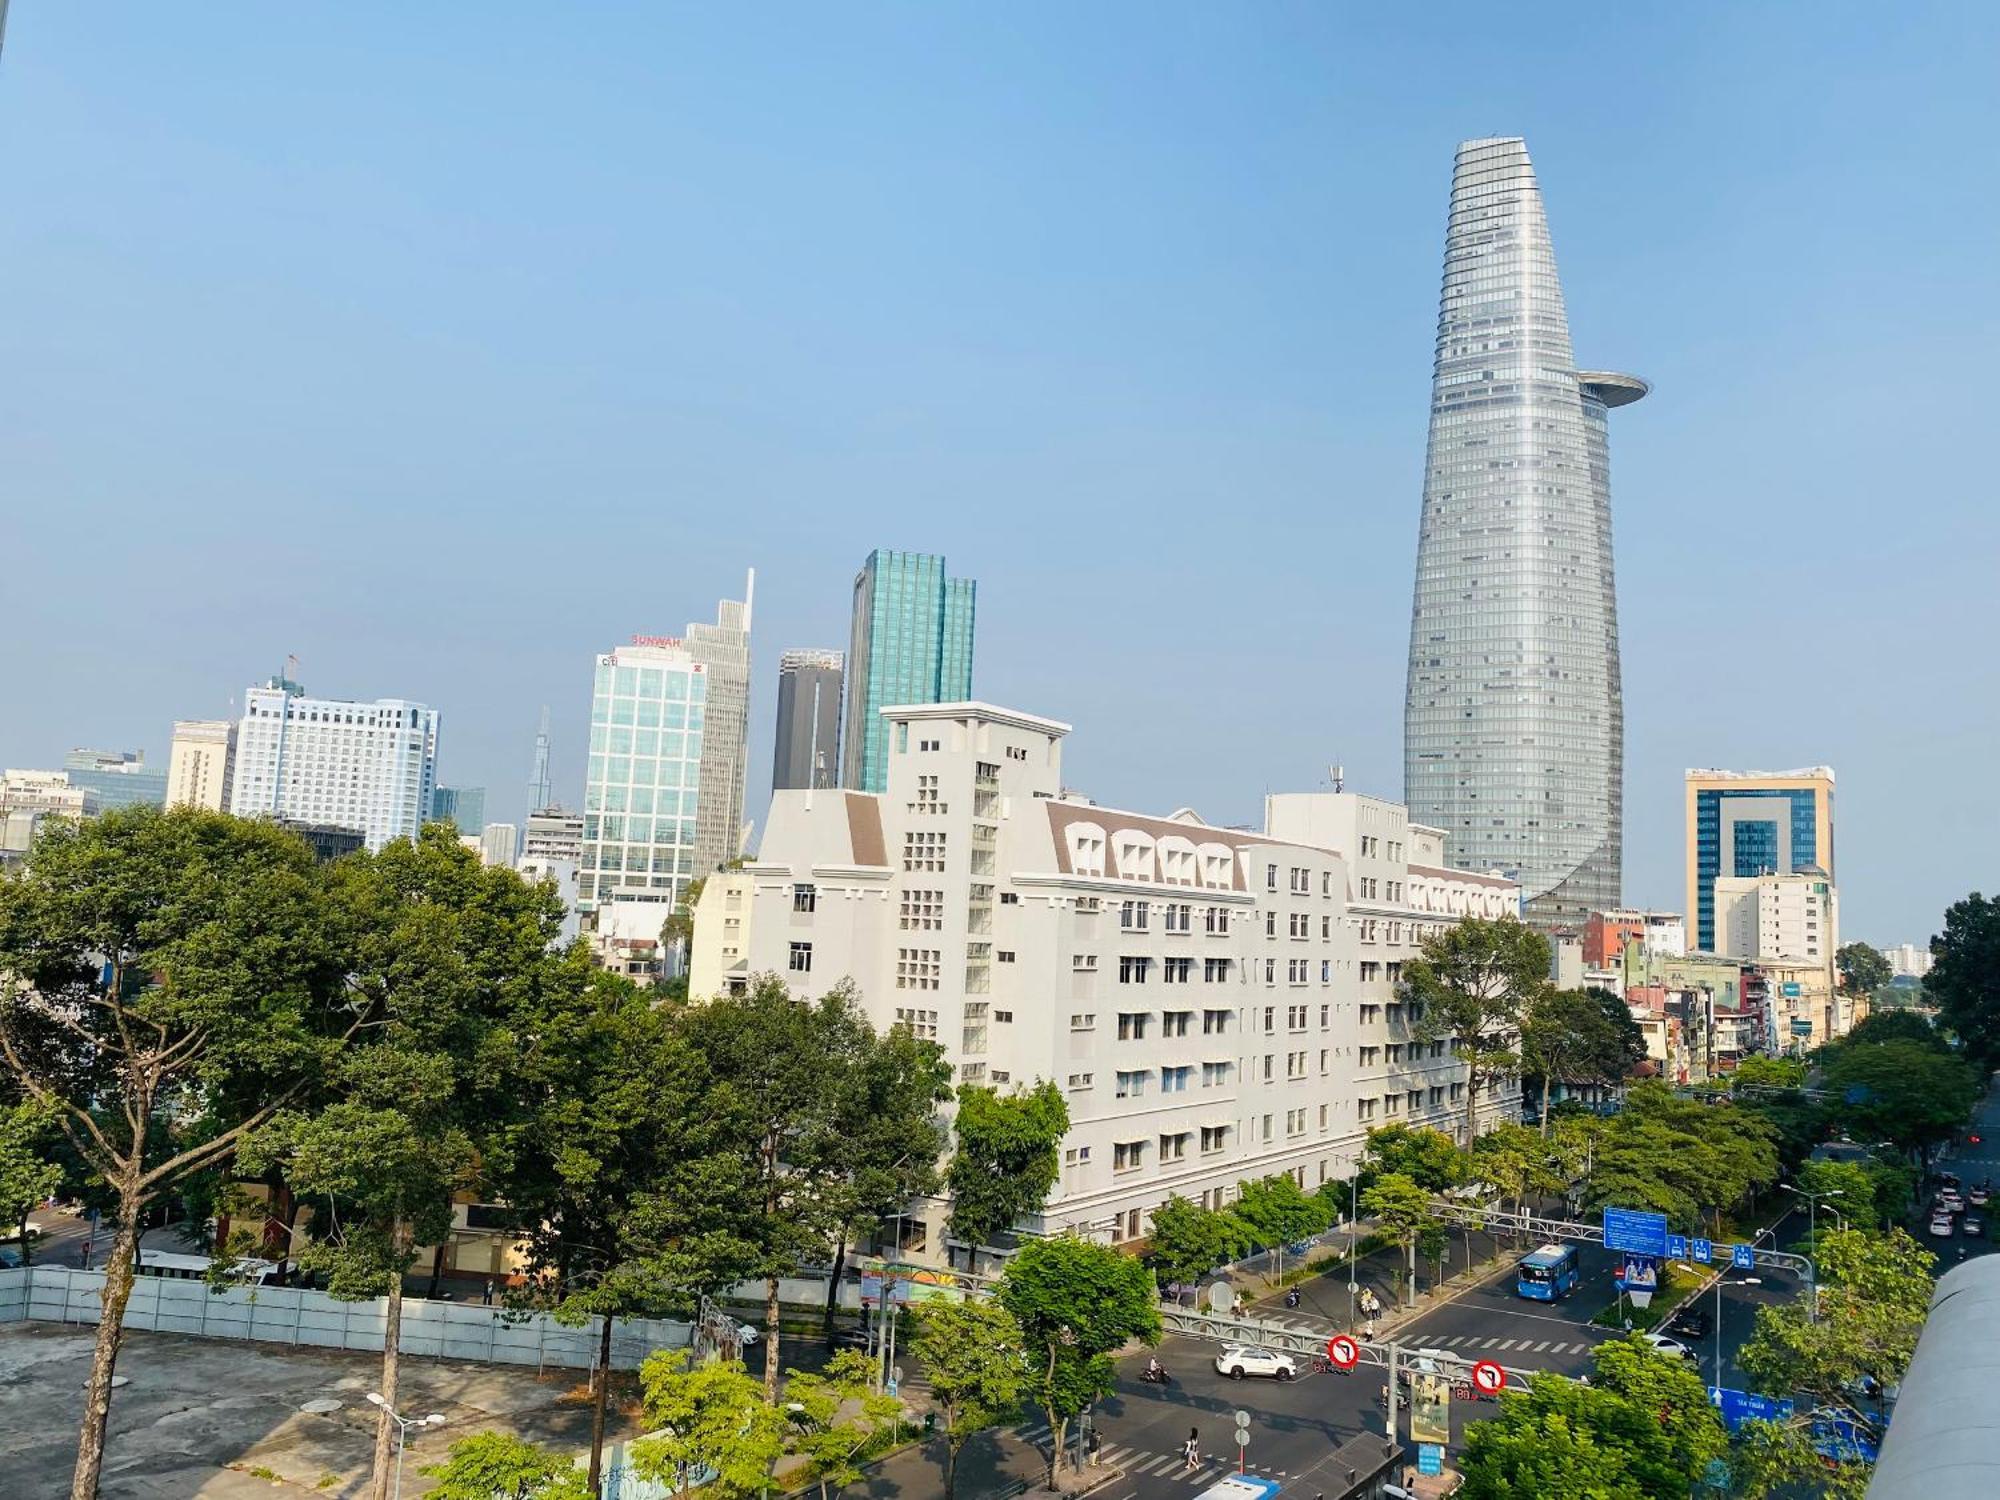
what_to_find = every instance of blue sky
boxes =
[4,3,1995,943]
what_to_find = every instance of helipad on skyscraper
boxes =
[1403,137,1646,928]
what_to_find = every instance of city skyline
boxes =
[1404,137,1643,929]
[3,6,1993,940]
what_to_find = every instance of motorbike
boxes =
[1285,1289,1301,1309]
[1140,1365,1172,1386]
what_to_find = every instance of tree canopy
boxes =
[909,1299,1027,1500]
[1740,1226,1934,1410]
[1925,892,2000,1068]
[945,1081,1068,1255]
[1363,1123,1467,1192]
[1819,1038,1978,1161]
[1835,941,1892,998]
[1142,1193,1247,1289]
[1404,917,1550,1143]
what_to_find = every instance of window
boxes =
[1203,1008,1230,1035]
[1289,912,1308,938]
[1386,1043,1404,1064]
[1265,911,1277,938]
[893,1007,937,1039]
[1205,906,1228,934]
[1201,1061,1231,1088]
[1200,1125,1229,1154]
[1360,961,1382,982]
[899,889,944,930]
[788,941,813,973]
[1287,959,1308,984]
[1070,1012,1095,1030]
[1262,1054,1275,1082]
[1162,1065,1192,1093]
[994,1010,1012,1023]
[1291,866,1310,894]
[901,831,946,872]
[1287,1005,1308,1031]
[1160,1131,1189,1162]
[1067,1071,1094,1090]
[1408,1090,1423,1112]
[1164,902,1192,933]
[1430,1086,1446,1108]
[1320,1048,1329,1075]
[1076,895,1101,914]
[1360,1004,1381,1024]
[1000,890,1020,905]
[1385,1092,1402,1116]
[1120,899,1150,931]
[895,948,941,990]
[997,950,1016,963]
[1264,958,1276,984]
[1113,1140,1145,1173]
[1287,1051,1307,1079]
[1266,863,1278,891]
[1320,1004,1331,1027]
[1163,957,1193,984]
[1117,1011,1151,1040]
[1321,916,1332,939]
[912,774,943,811]
[1322,871,1333,895]
[1358,1097,1377,1122]
[1359,1046,1380,1066]
[1262,1005,1276,1033]
[1163,1009,1192,1037]
[1287,1109,1307,1136]
[1064,1144,1090,1168]
[1451,1082,1465,1101]
[918,737,940,752]
[1118,956,1153,984]
[1115,1069,1148,1099]
[1261,1113,1274,1141]
[792,883,817,913]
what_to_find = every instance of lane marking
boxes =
[1533,1340,1551,1352]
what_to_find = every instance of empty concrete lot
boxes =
[0,1323,638,1498]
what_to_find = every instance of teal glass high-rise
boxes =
[841,550,977,792]
[1403,138,1647,927]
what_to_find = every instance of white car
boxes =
[1929,1214,1956,1237]
[1966,1215,1986,1237]
[1641,1333,1699,1363]
[734,1320,762,1346]
[1938,1192,1965,1213]
[1215,1344,1298,1381]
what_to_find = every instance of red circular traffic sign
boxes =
[1325,1335,1360,1371]
[1470,1360,1506,1396]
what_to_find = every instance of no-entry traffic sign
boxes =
[1325,1335,1360,1370]
[1470,1360,1507,1397]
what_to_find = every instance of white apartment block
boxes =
[0,770,88,857]
[480,822,520,868]
[1714,869,1838,967]
[166,719,237,811]
[227,682,439,851]
[1883,942,1933,980]
[689,701,1519,1264]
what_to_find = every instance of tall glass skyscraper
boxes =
[841,550,976,792]
[1403,138,1647,927]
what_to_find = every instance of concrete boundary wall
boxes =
[0,1267,694,1372]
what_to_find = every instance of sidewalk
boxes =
[1232,1221,1515,1340]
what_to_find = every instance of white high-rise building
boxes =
[690,700,1519,1264]
[166,720,237,811]
[1714,868,1838,967]
[1884,942,1933,980]
[0,770,88,858]
[479,822,519,868]
[227,679,439,851]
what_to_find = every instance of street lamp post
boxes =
[366,1392,445,1500]
[1714,1274,1762,1377]
[1781,1184,1844,1246]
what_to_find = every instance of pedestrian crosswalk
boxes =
[1409,1332,1599,1356]
[1013,1423,1287,1485]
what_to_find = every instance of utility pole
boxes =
[1384,1341,1400,1444]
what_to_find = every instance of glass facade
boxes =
[578,645,707,912]
[1692,785,1823,951]
[1403,138,1643,926]
[841,550,977,792]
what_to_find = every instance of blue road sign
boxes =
[1709,1386,1794,1433]
[1604,1207,1670,1256]
[1418,1444,1444,1476]
[1665,1233,1689,1260]
[1691,1238,1713,1264]
[1732,1244,1756,1270]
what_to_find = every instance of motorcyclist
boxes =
[1145,1355,1165,1382]
[1285,1287,1301,1309]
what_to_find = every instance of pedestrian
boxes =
[481,1277,495,1306]
[1087,1429,1102,1466]
[1184,1428,1200,1471]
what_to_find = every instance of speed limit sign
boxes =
[1324,1334,1360,1371]
[1470,1360,1506,1397]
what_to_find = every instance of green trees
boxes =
[910,1299,1027,1500]
[1791,1159,1879,1234]
[1582,1083,1779,1233]
[1926,892,2000,1067]
[1362,1123,1467,1192]
[632,1357,786,1500]
[1230,1173,1333,1272]
[422,1433,592,1500]
[945,1081,1068,1257]
[1459,1337,1728,1499]
[1819,1038,1978,1162]
[1835,941,1892,998]
[998,1236,1160,1489]
[1739,1227,1934,1411]
[0,1103,62,1261]
[0,808,355,1500]
[1519,987,1645,1129]
[782,1350,901,1500]
[1405,917,1551,1144]
[1360,1172,1436,1306]
[1142,1194,1247,1289]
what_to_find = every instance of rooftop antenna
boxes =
[1328,764,1346,793]
[528,706,553,813]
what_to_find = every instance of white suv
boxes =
[1215,1345,1299,1381]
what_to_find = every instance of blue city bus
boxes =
[1517,1242,1581,1301]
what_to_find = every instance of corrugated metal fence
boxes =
[0,1266,694,1372]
